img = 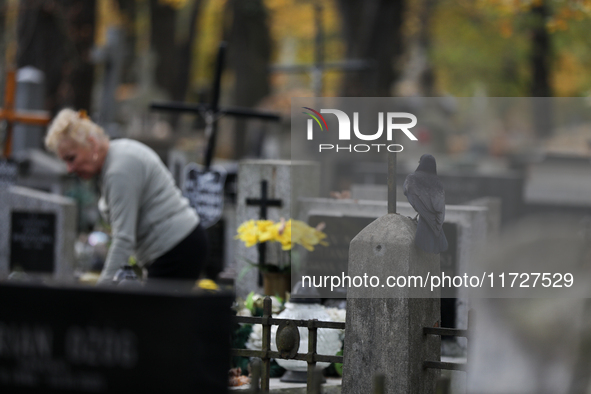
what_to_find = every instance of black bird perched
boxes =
[403,154,448,254]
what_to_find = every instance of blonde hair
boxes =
[45,108,109,153]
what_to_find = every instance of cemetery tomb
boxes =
[0,186,76,279]
[0,282,233,393]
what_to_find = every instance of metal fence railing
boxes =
[232,296,470,393]
[231,296,345,393]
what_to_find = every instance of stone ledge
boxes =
[230,377,342,393]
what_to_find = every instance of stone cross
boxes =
[246,180,283,284]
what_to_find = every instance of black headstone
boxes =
[305,215,375,297]
[10,211,56,273]
[0,283,233,393]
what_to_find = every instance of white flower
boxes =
[246,324,263,351]
[269,296,283,314]
[325,307,346,322]
[236,308,252,317]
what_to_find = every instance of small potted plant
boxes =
[235,218,327,299]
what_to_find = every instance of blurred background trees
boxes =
[0,0,590,156]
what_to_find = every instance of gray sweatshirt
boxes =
[97,139,198,284]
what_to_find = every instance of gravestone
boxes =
[352,163,524,226]
[235,160,320,298]
[167,149,187,189]
[0,282,233,393]
[0,186,76,279]
[0,159,18,189]
[524,153,591,217]
[12,66,46,156]
[297,197,491,338]
[342,214,441,394]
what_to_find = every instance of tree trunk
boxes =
[173,0,200,102]
[337,0,406,97]
[17,0,96,114]
[149,0,176,99]
[225,0,271,158]
[529,0,553,139]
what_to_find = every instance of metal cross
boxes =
[388,148,397,214]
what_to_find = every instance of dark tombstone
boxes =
[10,211,56,273]
[306,215,375,298]
[440,223,458,339]
[0,159,18,189]
[204,219,225,280]
[437,172,525,225]
[0,282,233,393]
[183,163,227,229]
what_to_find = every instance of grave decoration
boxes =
[182,162,227,229]
[235,218,328,299]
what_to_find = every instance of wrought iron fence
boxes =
[231,296,345,393]
[423,325,470,372]
[231,296,470,393]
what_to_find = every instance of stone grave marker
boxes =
[297,196,491,335]
[235,160,320,298]
[167,149,187,189]
[352,164,524,225]
[0,159,18,189]
[0,186,76,279]
[12,66,46,155]
[0,282,233,393]
[524,153,591,217]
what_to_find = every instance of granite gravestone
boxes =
[167,149,187,189]
[12,66,46,156]
[524,154,591,217]
[0,159,18,189]
[297,197,491,335]
[342,215,441,394]
[235,160,320,298]
[0,186,76,279]
[352,164,524,225]
[0,282,233,393]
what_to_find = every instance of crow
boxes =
[403,154,448,254]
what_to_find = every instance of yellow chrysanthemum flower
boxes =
[235,218,327,252]
[235,220,258,247]
[257,220,278,242]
